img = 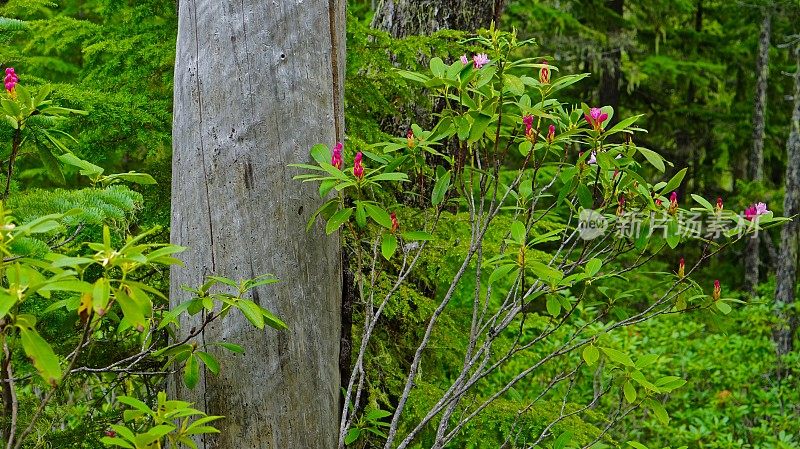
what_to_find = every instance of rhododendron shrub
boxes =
[0,71,287,448]
[295,29,785,449]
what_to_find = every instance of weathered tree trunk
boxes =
[744,9,772,294]
[170,1,345,448]
[598,0,623,127]
[371,0,504,37]
[774,43,800,356]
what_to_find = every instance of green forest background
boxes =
[0,0,799,447]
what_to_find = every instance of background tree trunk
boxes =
[598,0,623,127]
[371,0,504,37]
[773,42,800,356]
[744,9,772,294]
[170,1,345,448]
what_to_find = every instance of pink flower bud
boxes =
[406,129,415,148]
[712,280,721,301]
[716,197,723,212]
[390,212,399,233]
[678,258,685,278]
[331,142,343,170]
[547,124,555,143]
[460,54,469,65]
[353,151,364,179]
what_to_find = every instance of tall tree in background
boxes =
[598,0,623,127]
[745,5,773,294]
[371,0,504,36]
[774,38,800,356]
[170,1,345,448]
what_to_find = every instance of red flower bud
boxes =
[547,124,555,144]
[406,129,415,148]
[331,142,343,170]
[539,60,550,84]
[390,212,399,233]
[678,258,685,278]
[353,152,364,179]
[712,279,721,301]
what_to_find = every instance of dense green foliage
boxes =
[0,0,797,448]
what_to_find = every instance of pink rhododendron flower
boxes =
[584,107,609,132]
[473,53,489,69]
[547,124,555,143]
[331,142,343,170]
[744,202,769,221]
[539,60,550,84]
[668,191,679,214]
[353,151,364,179]
[460,54,469,65]
[523,115,534,140]
[4,67,18,92]
[587,151,597,165]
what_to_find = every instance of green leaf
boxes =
[184,354,200,389]
[344,428,361,445]
[646,399,670,425]
[660,168,687,194]
[35,144,65,184]
[214,342,245,354]
[489,264,517,285]
[196,351,220,375]
[325,208,353,235]
[116,289,147,330]
[363,203,392,229]
[510,221,526,244]
[103,172,157,185]
[17,319,61,385]
[468,113,492,143]
[431,171,451,206]
[553,431,574,449]
[637,147,665,172]
[582,345,600,366]
[585,258,602,276]
[690,194,714,211]
[624,381,637,403]
[715,301,732,314]
[381,234,398,260]
[600,347,635,367]
[237,299,265,329]
[546,296,561,317]
[429,57,446,77]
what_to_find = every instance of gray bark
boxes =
[744,9,772,294]
[169,1,345,448]
[774,43,800,356]
[371,0,504,37]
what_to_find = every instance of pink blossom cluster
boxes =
[4,68,18,92]
[744,202,769,221]
[460,53,490,69]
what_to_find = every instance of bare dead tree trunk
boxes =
[371,0,504,37]
[745,8,772,294]
[774,42,800,356]
[170,1,345,448]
